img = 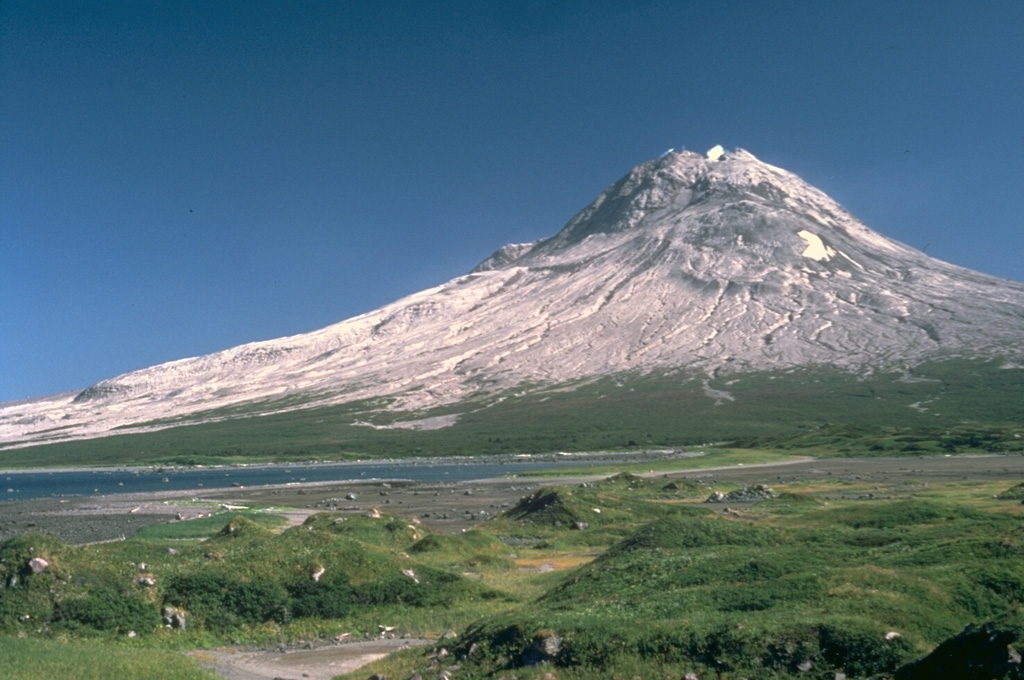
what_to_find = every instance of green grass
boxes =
[131,510,289,540]
[345,475,1024,679]
[0,636,218,679]
[3,357,1022,468]
[0,509,514,644]
[3,467,1024,678]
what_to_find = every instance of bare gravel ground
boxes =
[188,638,429,680]
[3,454,1024,545]
[0,477,553,545]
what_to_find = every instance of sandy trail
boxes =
[188,638,429,680]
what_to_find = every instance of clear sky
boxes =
[2,1,1022,403]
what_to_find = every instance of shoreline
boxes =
[0,447,690,475]
[3,453,1023,547]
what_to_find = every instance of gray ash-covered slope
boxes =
[475,147,1023,370]
[3,147,1023,445]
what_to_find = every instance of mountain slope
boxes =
[3,147,1023,448]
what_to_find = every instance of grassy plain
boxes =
[0,636,218,679]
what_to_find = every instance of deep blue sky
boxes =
[2,1,1022,403]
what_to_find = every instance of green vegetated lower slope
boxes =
[0,635,219,680]
[0,510,504,642]
[422,476,1024,679]
[3,472,1024,679]
[4,357,1023,467]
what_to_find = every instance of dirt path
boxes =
[188,638,429,680]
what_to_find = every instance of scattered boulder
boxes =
[706,484,777,503]
[162,606,186,630]
[27,557,49,574]
[522,631,563,666]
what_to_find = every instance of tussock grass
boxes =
[0,636,217,680]
[4,470,1024,679]
[132,510,288,541]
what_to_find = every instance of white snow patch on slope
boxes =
[797,230,835,261]
[701,380,735,406]
[353,414,459,430]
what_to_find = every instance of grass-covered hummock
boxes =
[0,509,509,644]
[351,477,1024,679]
[3,470,1024,679]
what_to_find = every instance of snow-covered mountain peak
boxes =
[4,146,1023,448]
[475,146,867,274]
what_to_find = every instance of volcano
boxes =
[3,147,1023,448]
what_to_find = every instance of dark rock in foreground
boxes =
[894,623,1023,680]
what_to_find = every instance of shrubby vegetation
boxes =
[0,509,497,640]
[2,472,1024,678]
[352,476,1024,679]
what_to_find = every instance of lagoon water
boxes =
[0,457,604,501]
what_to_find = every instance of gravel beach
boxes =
[3,454,1024,545]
